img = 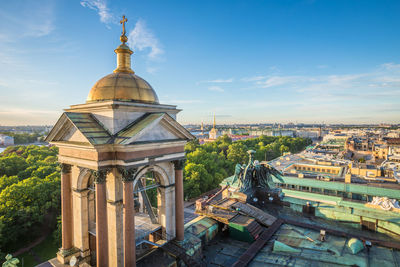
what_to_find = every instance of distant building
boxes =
[387,131,400,138]
[200,114,221,143]
[264,130,295,137]
[345,137,374,152]
[0,134,14,146]
[208,114,219,140]
[387,138,400,156]
[323,133,348,143]
[296,130,320,139]
[350,162,383,178]
[372,144,389,160]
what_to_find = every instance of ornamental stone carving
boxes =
[117,167,138,183]
[60,163,72,174]
[92,168,110,184]
[173,159,186,170]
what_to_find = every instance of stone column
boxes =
[72,188,90,260]
[174,160,185,241]
[94,169,109,267]
[119,168,137,267]
[106,168,124,267]
[159,186,175,240]
[61,163,73,252]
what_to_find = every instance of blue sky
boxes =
[0,0,399,125]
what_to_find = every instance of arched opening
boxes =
[81,163,175,262]
[133,163,176,255]
[134,170,163,243]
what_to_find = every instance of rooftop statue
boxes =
[233,150,284,195]
[2,254,19,267]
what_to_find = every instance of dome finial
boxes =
[114,15,134,73]
[120,15,128,43]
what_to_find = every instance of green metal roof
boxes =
[203,221,400,267]
[281,189,400,222]
[65,112,112,145]
[221,174,400,200]
[272,175,400,200]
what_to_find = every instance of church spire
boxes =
[114,15,134,74]
[213,114,216,129]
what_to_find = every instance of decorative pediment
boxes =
[114,113,194,145]
[45,112,111,145]
[46,112,194,146]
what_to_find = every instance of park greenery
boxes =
[0,145,60,259]
[0,134,311,262]
[183,135,312,199]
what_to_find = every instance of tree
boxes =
[185,139,200,153]
[184,163,212,199]
[280,144,290,155]
[0,154,28,177]
[0,175,19,192]
[0,145,60,252]
[0,176,61,249]
[32,166,57,179]
[227,142,248,164]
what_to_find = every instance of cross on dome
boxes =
[120,15,128,36]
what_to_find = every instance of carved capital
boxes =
[173,159,186,170]
[60,163,72,174]
[92,168,110,184]
[117,167,138,183]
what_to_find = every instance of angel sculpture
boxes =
[232,150,284,196]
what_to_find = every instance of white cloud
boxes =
[204,78,234,83]
[381,62,400,71]
[256,75,308,88]
[80,0,114,24]
[208,86,224,92]
[128,19,163,60]
[241,75,266,82]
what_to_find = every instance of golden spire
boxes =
[213,114,216,129]
[114,15,134,74]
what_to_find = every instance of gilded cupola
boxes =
[86,16,159,104]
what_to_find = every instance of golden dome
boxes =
[87,73,159,104]
[86,16,159,104]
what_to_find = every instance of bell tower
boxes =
[46,16,194,267]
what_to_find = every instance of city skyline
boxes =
[0,0,400,125]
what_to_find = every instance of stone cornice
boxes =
[67,100,179,112]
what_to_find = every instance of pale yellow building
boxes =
[208,114,219,140]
